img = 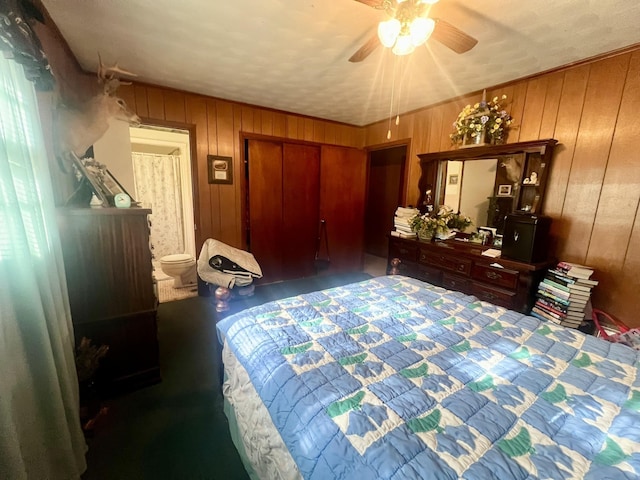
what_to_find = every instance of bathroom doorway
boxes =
[129,125,197,303]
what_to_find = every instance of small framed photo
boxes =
[492,234,503,248]
[497,184,512,196]
[208,155,233,184]
[448,174,459,185]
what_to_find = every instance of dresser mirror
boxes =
[417,139,557,234]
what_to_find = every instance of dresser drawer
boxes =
[389,240,419,262]
[442,273,472,294]
[417,265,442,285]
[420,250,472,276]
[472,283,516,309]
[471,264,519,290]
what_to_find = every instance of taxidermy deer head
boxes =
[55,55,140,171]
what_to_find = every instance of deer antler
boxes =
[97,53,137,94]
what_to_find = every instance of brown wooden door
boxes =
[248,139,284,282]
[320,145,367,273]
[282,143,320,280]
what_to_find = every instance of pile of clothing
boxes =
[197,238,262,289]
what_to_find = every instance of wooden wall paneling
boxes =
[253,109,262,134]
[612,213,640,323]
[286,114,298,138]
[304,118,315,142]
[146,87,166,120]
[559,54,630,261]
[163,90,186,123]
[324,123,337,145]
[539,72,564,139]
[248,139,284,281]
[282,144,321,279]
[313,121,326,144]
[134,85,149,118]
[319,145,367,273]
[202,98,221,242]
[586,52,640,274]
[215,101,238,247]
[261,110,274,137]
[233,103,244,247]
[518,77,548,141]
[542,65,590,222]
[185,95,211,249]
[428,108,444,153]
[273,112,287,138]
[241,106,255,134]
[438,103,458,151]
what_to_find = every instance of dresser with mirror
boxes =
[388,139,558,314]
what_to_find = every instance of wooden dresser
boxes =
[57,207,160,394]
[388,236,554,314]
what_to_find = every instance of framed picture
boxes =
[208,155,233,184]
[448,174,459,185]
[74,157,135,207]
[492,234,503,248]
[497,184,512,196]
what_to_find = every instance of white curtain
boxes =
[0,57,86,477]
[131,152,184,259]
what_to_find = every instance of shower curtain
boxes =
[131,153,184,259]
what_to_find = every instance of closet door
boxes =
[248,139,284,281]
[282,143,320,280]
[320,145,367,273]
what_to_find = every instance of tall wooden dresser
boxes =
[57,207,160,394]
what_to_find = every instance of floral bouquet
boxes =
[410,206,472,240]
[450,93,513,146]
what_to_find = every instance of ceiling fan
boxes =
[349,0,478,62]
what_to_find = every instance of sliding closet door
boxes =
[248,139,284,281]
[320,145,367,273]
[282,144,320,280]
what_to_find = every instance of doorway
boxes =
[364,145,407,259]
[129,125,197,302]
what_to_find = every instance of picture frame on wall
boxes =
[448,174,459,185]
[208,155,233,184]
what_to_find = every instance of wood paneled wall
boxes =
[365,47,640,327]
[115,83,365,251]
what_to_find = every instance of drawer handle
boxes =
[485,271,502,280]
[449,281,457,287]
[457,264,465,272]
[483,293,497,301]
[420,254,426,260]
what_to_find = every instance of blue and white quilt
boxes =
[217,276,640,479]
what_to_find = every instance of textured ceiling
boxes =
[42,0,640,126]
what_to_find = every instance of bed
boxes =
[216,275,640,479]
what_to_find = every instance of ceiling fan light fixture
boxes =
[420,0,440,4]
[409,17,435,46]
[378,18,401,48]
[392,34,415,56]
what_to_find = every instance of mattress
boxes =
[217,275,640,479]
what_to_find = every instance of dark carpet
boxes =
[82,271,372,480]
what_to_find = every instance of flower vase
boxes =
[418,231,434,242]
[461,128,489,148]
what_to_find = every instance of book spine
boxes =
[531,308,561,325]
[534,300,567,318]
[536,290,570,306]
[533,304,565,320]
[536,296,568,312]
[538,282,570,299]
[542,278,570,293]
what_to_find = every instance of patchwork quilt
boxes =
[216,276,640,479]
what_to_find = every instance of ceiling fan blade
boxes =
[349,34,380,63]
[431,18,478,54]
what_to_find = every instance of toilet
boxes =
[160,253,197,288]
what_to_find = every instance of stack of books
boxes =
[390,207,419,239]
[531,261,598,329]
